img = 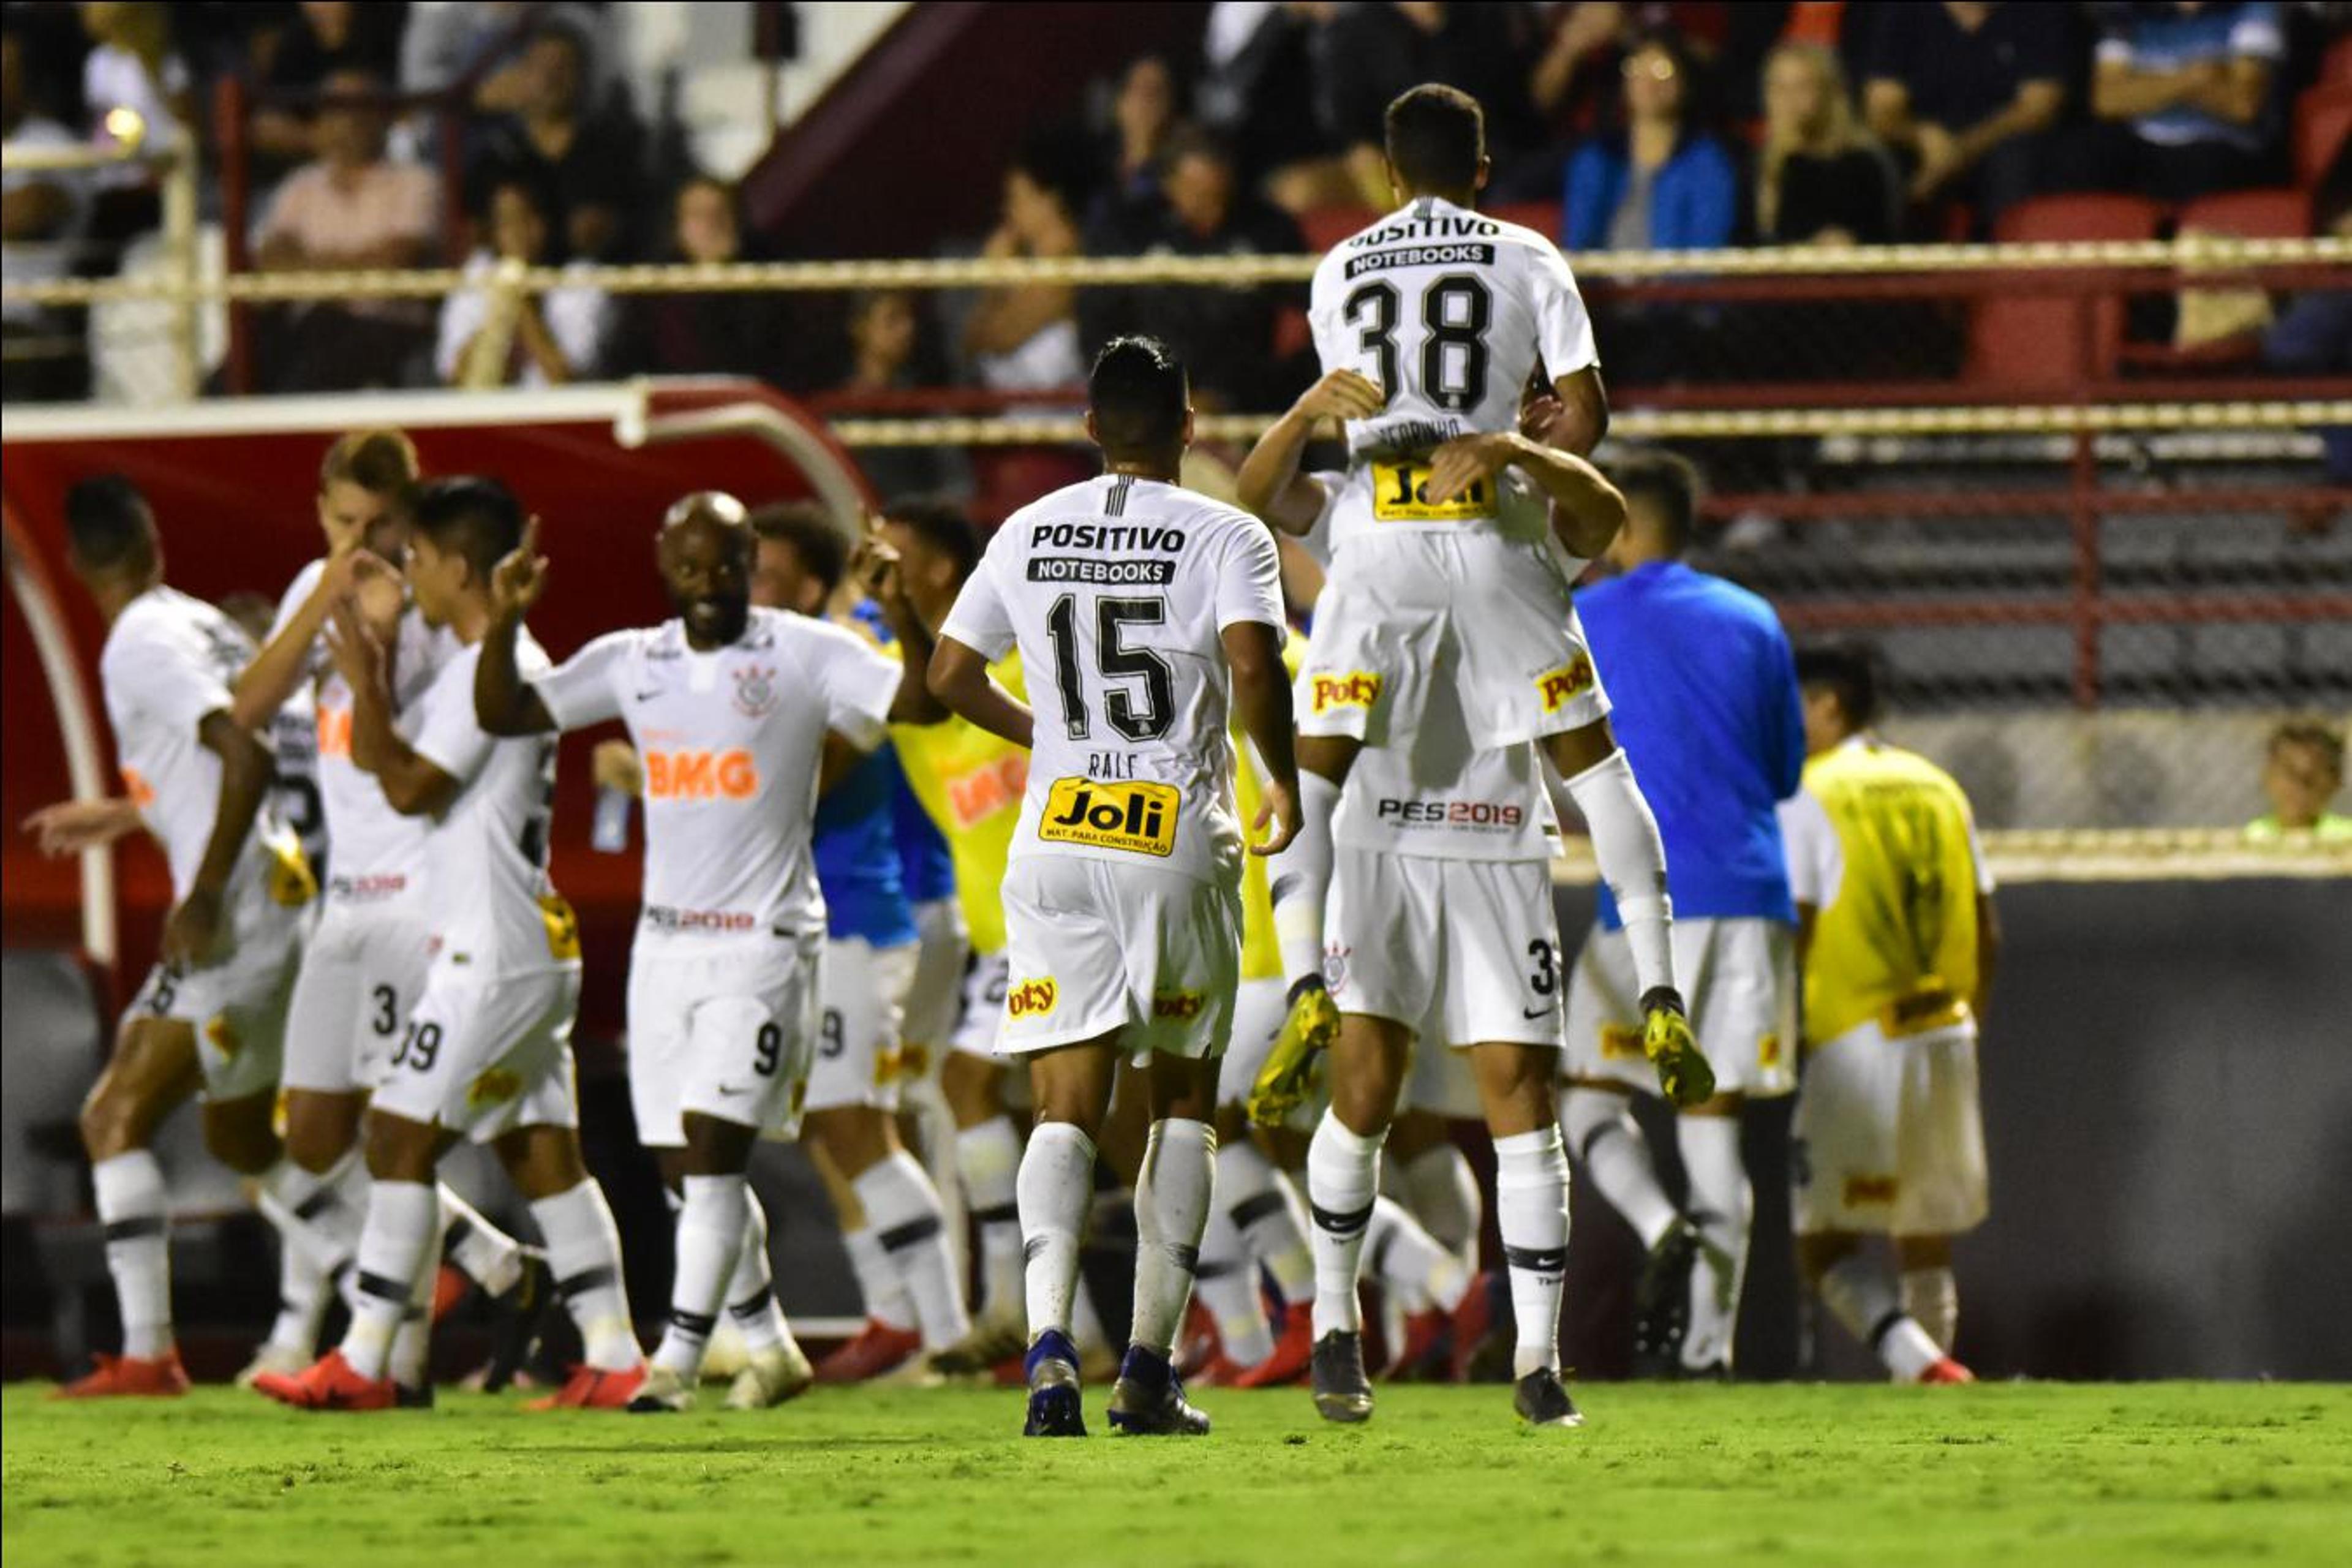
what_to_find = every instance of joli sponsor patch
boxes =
[1370,459,1493,522]
[1039,778,1180,858]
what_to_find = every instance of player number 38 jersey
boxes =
[940,473,1286,888]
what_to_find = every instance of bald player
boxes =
[472,491,940,1413]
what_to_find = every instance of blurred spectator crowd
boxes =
[3,1,2348,427]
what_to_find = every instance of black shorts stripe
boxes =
[669,1308,718,1339]
[102,1216,166,1243]
[557,1264,619,1302]
[1163,1243,1200,1276]
[440,1215,475,1252]
[292,1188,342,1223]
[878,1214,945,1253]
[1230,1191,1289,1231]
[356,1268,412,1305]
[1310,1198,1375,1238]
[729,1292,772,1322]
[1503,1243,1570,1275]
[1194,1257,1242,1280]
[971,1202,1019,1227]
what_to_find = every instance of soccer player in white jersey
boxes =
[1255,82,1706,1129]
[929,336,1300,1438]
[41,476,315,1398]
[475,491,945,1412]
[257,477,644,1412]
[1238,384,1635,1428]
[1785,645,1989,1385]
[228,431,540,1392]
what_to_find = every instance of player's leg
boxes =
[1466,1041,1581,1427]
[1891,1016,1989,1367]
[1386,1109,1480,1274]
[59,1010,202,1396]
[1105,1047,1222,1436]
[1896,1234,1958,1354]
[1017,1036,1120,1435]
[496,1118,649,1408]
[941,954,1027,1334]
[1189,1121,1273,1376]
[1304,1011,1411,1420]
[635,1107,763,1409]
[1672,1093,1748,1378]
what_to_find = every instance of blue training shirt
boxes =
[894,769,957,905]
[1574,560,1806,929]
[815,739,921,950]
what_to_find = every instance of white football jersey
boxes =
[268,558,451,897]
[533,606,900,953]
[100,586,290,899]
[941,473,1286,888]
[407,632,573,973]
[1309,194,1597,469]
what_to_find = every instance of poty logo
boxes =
[1310,672,1383,715]
[1007,978,1058,1019]
[1536,657,1596,714]
[1843,1174,1899,1207]
[1152,991,1205,1021]
[645,748,760,801]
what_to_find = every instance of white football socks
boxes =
[1016,1121,1096,1345]
[1818,1251,1944,1382]
[1400,1141,1483,1272]
[854,1152,972,1351]
[1268,771,1341,989]
[843,1226,917,1333]
[437,1183,525,1297]
[1305,1112,1385,1338]
[725,1190,796,1355]
[1493,1126,1572,1379]
[652,1174,748,1376]
[1365,1195,1468,1316]
[386,1202,445,1390]
[1131,1118,1216,1359]
[1903,1265,1959,1353]
[956,1117,1025,1322]
[530,1180,642,1373]
[93,1152,173,1359]
[1676,1113,1751,1373]
[1195,1200,1275,1366]
[1562,1087,1679,1249]
[1564,749,1676,997]
[1217,1140,1316,1304]
[343,1178,437,1382]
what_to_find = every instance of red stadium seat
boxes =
[1490,200,1564,244]
[2293,85,2352,187]
[1964,194,2165,393]
[2177,187,2313,239]
[2324,31,2352,86]
[1298,204,1380,256]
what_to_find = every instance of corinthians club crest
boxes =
[732,664,780,718]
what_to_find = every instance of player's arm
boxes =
[229,549,397,732]
[20,796,146,856]
[1223,618,1300,856]
[475,518,560,736]
[1235,369,1384,535]
[325,606,461,818]
[166,710,276,966]
[927,637,1034,751]
[1424,429,1626,560]
[1543,366,1610,457]
[851,529,949,725]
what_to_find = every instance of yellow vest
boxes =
[891,651,1029,956]
[1801,739,1986,1046]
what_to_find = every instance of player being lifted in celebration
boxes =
[258,478,644,1412]
[1238,375,1635,1428]
[475,492,944,1412]
[1785,645,1992,1385]
[929,337,1300,1438]
[1253,83,1706,1128]
[36,477,318,1397]
[228,431,541,1391]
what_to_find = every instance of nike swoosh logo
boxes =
[716,1084,751,1097]
[1523,1007,1557,1020]
[634,690,663,701]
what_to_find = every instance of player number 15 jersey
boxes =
[941,473,1286,889]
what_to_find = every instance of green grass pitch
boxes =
[6,1382,2348,1566]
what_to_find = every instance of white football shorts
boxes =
[1325,845,1567,1054]
[899,897,971,1079]
[1562,917,1797,1099]
[128,876,307,1104]
[279,889,433,1096]
[949,949,1010,1060]
[1792,1016,1988,1238]
[999,856,1242,1061]
[807,936,919,1114]
[624,937,822,1145]
[371,956,581,1143]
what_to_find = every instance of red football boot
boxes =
[53,1350,190,1400]
[814,1319,921,1384]
[1229,1308,1314,1389]
[252,1349,398,1411]
[1386,1308,1452,1382]
[523,1363,647,1410]
[1919,1357,1977,1385]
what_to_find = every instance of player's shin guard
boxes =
[1676,1114,1750,1373]
[725,1190,797,1354]
[1903,1266,1959,1353]
[1400,1142,1483,1272]
[1493,1127,1572,1379]
[342,1180,438,1382]
[438,1183,526,1297]
[1132,1118,1216,1359]
[1564,750,1676,998]
[1196,1202,1274,1366]
[531,1180,643,1373]
[652,1174,748,1377]
[956,1117,1025,1321]
[93,1152,173,1359]
[1305,1113,1385,1338]
[854,1152,971,1351]
[1561,1088,1679,1249]
[1218,1141,1316,1303]
[1267,772,1342,991]
[1016,1123,1096,1344]
[1817,1252,1944,1382]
